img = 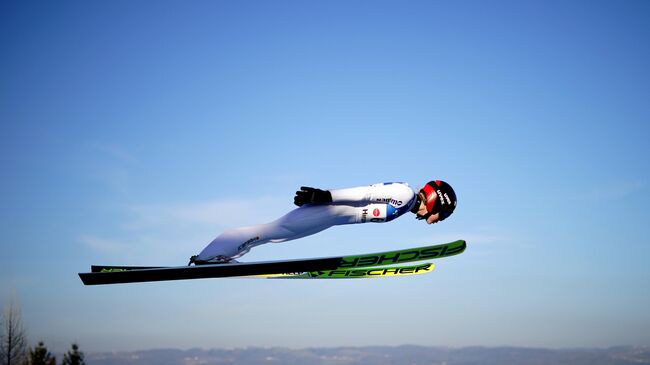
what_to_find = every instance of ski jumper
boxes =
[196,182,417,261]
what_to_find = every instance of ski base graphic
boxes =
[257,262,434,279]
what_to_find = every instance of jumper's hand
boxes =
[294,186,333,206]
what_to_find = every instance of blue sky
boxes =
[1,0,649,352]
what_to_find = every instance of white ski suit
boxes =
[196,182,418,261]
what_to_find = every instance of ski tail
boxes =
[91,265,164,273]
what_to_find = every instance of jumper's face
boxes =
[416,193,441,224]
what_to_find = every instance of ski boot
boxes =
[188,255,238,266]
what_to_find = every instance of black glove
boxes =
[294,186,333,206]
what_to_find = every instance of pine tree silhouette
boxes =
[27,342,55,365]
[62,344,85,365]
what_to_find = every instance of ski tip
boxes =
[445,239,466,253]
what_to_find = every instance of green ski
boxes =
[80,240,465,285]
[254,262,435,279]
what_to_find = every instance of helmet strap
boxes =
[410,192,423,214]
[416,211,433,221]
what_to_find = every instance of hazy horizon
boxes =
[44,345,650,365]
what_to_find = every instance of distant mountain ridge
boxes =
[86,345,650,365]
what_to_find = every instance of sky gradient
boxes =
[1,0,649,352]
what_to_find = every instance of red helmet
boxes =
[418,180,457,221]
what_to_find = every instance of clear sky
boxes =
[1,0,649,353]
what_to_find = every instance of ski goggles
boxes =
[415,192,452,222]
